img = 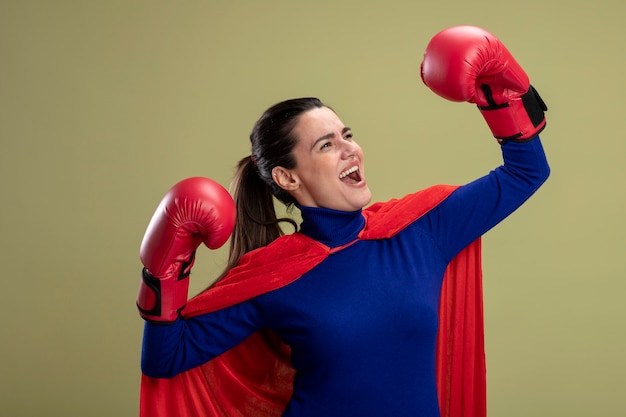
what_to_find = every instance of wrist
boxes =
[478,86,547,143]
[137,268,189,323]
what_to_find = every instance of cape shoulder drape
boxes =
[139,184,486,417]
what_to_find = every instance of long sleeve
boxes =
[424,136,550,261]
[141,299,264,378]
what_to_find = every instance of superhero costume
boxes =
[140,138,549,416]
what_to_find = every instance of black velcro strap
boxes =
[137,268,162,317]
[522,85,548,128]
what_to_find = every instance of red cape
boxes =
[140,185,486,417]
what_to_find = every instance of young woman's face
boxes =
[273,106,372,212]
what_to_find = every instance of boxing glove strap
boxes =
[522,86,548,130]
[137,268,165,319]
[137,263,191,323]
[478,85,547,143]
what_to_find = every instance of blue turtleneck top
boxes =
[142,138,549,417]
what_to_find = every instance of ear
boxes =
[272,166,300,191]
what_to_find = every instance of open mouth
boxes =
[339,166,362,184]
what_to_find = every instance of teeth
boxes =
[339,166,358,179]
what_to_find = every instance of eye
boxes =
[320,141,333,150]
[343,132,353,141]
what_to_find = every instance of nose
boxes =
[341,139,359,159]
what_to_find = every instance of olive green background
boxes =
[1,1,624,416]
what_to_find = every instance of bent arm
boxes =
[141,300,263,378]
[427,136,550,261]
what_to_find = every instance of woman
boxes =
[138,26,550,417]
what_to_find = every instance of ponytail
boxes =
[215,155,297,282]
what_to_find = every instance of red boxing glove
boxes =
[420,25,547,142]
[137,177,236,322]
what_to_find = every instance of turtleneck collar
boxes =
[297,204,365,248]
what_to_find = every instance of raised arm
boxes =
[137,177,243,378]
[419,26,550,258]
[425,138,549,260]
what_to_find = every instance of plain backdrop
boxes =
[1,1,624,416]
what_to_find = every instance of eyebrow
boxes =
[311,126,351,150]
